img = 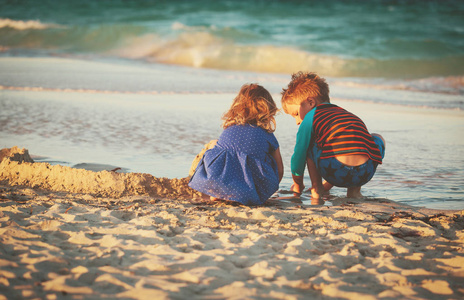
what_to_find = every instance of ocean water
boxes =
[1,0,464,88]
[1,0,463,209]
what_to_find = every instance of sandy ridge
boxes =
[0,147,199,199]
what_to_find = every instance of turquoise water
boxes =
[1,0,463,80]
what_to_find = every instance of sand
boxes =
[0,147,463,299]
[0,147,199,200]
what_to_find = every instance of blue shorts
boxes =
[308,135,385,188]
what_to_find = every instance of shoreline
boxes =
[2,85,464,209]
[1,146,461,215]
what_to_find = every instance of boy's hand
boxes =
[291,182,305,196]
[291,175,305,196]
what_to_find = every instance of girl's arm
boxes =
[271,147,284,182]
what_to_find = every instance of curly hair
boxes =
[281,71,330,113]
[222,84,277,133]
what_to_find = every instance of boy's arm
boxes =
[291,107,316,177]
[290,107,316,195]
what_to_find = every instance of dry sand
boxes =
[1,147,463,299]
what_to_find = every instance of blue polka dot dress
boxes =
[188,125,280,206]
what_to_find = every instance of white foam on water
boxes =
[0,18,62,30]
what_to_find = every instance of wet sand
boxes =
[1,56,464,209]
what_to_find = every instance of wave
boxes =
[113,31,348,72]
[332,76,464,96]
[0,85,222,95]
[0,85,161,95]
[0,18,62,30]
[1,19,463,80]
[111,31,464,80]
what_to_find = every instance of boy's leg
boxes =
[347,186,363,198]
[306,156,324,199]
[344,133,384,198]
[323,181,334,192]
[371,133,385,149]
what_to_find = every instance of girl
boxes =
[189,84,284,206]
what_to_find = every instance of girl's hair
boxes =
[222,84,277,133]
[281,71,330,114]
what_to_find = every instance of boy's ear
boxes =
[306,98,317,109]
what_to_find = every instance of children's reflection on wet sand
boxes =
[271,189,333,206]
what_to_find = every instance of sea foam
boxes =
[110,30,464,80]
[0,18,61,30]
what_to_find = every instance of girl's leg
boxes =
[189,139,217,177]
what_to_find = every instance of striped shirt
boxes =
[314,103,382,162]
[291,103,382,176]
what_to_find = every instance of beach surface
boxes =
[1,2,463,298]
[1,147,463,299]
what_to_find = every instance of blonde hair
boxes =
[222,84,277,133]
[281,71,330,114]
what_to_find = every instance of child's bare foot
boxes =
[347,186,363,198]
[311,198,325,205]
[311,189,321,199]
[308,181,333,195]
[310,184,325,199]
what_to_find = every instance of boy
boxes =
[281,72,385,200]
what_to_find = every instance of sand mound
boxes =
[0,147,199,199]
[0,146,34,163]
